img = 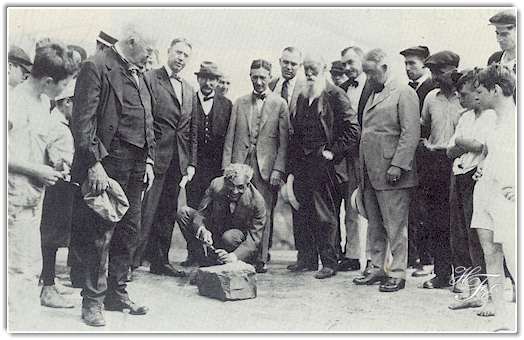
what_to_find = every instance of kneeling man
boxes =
[177,164,266,264]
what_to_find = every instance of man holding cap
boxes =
[399,45,437,277]
[487,9,516,73]
[330,60,349,87]
[8,45,32,90]
[182,61,232,266]
[420,50,465,289]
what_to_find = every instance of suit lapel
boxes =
[258,95,272,130]
[243,96,253,136]
[157,68,181,108]
[289,80,303,117]
[181,80,192,114]
[317,92,331,142]
[106,64,124,105]
[364,84,392,113]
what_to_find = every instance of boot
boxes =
[40,285,74,308]
[81,300,106,327]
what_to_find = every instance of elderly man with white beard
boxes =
[287,53,360,279]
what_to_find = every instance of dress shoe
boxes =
[422,276,452,289]
[40,285,74,308]
[362,259,373,275]
[150,263,186,277]
[82,302,106,327]
[255,262,268,274]
[379,277,406,292]
[181,257,201,267]
[337,258,360,272]
[104,298,149,315]
[287,262,318,272]
[412,265,431,277]
[353,268,386,285]
[314,267,336,279]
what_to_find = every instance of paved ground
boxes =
[8,247,516,332]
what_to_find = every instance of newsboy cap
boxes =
[425,51,460,69]
[400,45,430,60]
[489,10,516,26]
[194,61,222,78]
[96,30,118,47]
[330,60,345,74]
[8,45,32,73]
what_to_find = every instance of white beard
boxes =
[302,79,326,100]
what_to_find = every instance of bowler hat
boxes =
[9,45,32,73]
[489,10,516,26]
[400,46,430,60]
[194,61,222,78]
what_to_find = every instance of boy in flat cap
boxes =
[487,9,516,72]
[8,45,32,90]
[399,45,437,277]
[419,50,466,290]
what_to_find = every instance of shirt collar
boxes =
[355,72,367,85]
[281,76,297,88]
[198,90,215,101]
[413,71,430,87]
[163,64,181,81]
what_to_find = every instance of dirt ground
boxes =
[8,246,516,333]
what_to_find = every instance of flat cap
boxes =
[8,45,32,72]
[330,60,345,74]
[194,61,222,77]
[96,31,118,47]
[425,50,460,69]
[489,10,516,26]
[400,45,430,59]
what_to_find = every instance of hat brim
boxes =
[194,71,222,78]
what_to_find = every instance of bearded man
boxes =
[287,53,360,279]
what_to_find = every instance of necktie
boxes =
[281,80,289,103]
[128,67,140,86]
[203,96,214,102]
[253,91,266,100]
[170,72,181,81]
[347,79,359,88]
[408,81,419,90]
[372,83,385,93]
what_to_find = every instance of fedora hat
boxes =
[350,187,367,220]
[194,61,222,78]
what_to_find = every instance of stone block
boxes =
[196,261,257,301]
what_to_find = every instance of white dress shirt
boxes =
[346,72,367,113]
[198,90,215,115]
[274,76,297,104]
[163,65,182,101]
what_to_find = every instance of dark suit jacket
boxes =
[488,51,504,66]
[415,78,437,139]
[145,67,197,175]
[71,48,156,183]
[268,76,306,120]
[359,80,420,191]
[289,82,360,174]
[340,77,373,127]
[192,177,266,261]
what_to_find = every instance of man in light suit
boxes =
[133,38,197,277]
[353,49,420,292]
[287,53,360,279]
[222,59,289,273]
[269,47,306,121]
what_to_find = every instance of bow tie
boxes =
[372,83,385,93]
[253,92,266,100]
[347,79,359,88]
[203,95,214,102]
[170,73,181,81]
[408,81,419,90]
[128,66,140,76]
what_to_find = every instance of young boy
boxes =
[8,41,77,303]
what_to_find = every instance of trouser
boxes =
[183,159,223,262]
[334,157,363,260]
[144,157,182,269]
[176,207,249,263]
[450,169,485,276]
[74,138,146,304]
[363,171,410,279]
[247,153,275,265]
[423,149,453,278]
[292,155,339,270]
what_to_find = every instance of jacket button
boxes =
[108,125,114,130]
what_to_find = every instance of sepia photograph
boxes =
[5,5,518,333]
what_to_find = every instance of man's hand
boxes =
[214,249,238,264]
[502,186,515,202]
[386,165,402,184]
[421,138,434,152]
[322,149,334,161]
[87,162,109,195]
[33,165,63,187]
[269,170,284,187]
[197,226,213,246]
[473,163,484,181]
[186,166,195,182]
[144,163,155,192]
